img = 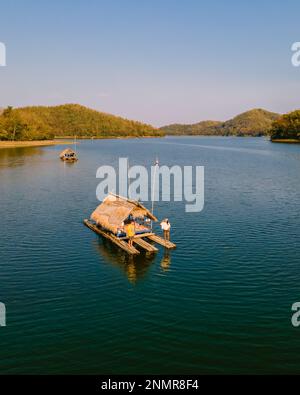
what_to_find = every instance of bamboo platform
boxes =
[119,233,154,240]
[147,234,177,250]
[133,237,159,253]
[84,220,140,255]
[84,220,177,256]
[61,157,78,162]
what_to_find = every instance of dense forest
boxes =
[161,109,281,137]
[270,110,300,141]
[0,104,163,140]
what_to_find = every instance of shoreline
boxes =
[0,140,72,149]
[271,139,300,144]
[0,136,164,149]
[2,136,300,150]
[54,135,163,140]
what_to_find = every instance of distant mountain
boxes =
[162,120,222,136]
[0,104,163,141]
[161,109,281,137]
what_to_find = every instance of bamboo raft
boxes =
[84,194,176,256]
[84,219,140,255]
[84,220,176,255]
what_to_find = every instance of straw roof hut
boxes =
[60,148,78,161]
[91,194,157,235]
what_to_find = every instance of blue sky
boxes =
[0,0,300,126]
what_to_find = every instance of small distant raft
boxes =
[60,148,78,162]
[84,193,176,255]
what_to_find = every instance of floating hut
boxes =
[84,193,176,255]
[60,148,78,162]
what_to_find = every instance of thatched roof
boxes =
[60,148,76,158]
[91,194,157,234]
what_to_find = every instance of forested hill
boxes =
[270,110,300,142]
[0,104,163,141]
[161,121,222,136]
[161,109,281,137]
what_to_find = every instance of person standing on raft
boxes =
[126,221,136,248]
[161,219,171,241]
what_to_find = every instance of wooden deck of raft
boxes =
[84,220,176,255]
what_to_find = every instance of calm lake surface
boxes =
[0,137,300,374]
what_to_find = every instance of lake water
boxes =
[0,137,300,374]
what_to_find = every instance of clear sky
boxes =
[0,0,300,126]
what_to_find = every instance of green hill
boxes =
[161,109,281,137]
[220,109,280,136]
[270,110,300,142]
[0,104,163,141]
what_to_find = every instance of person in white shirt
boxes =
[161,219,171,241]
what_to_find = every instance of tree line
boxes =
[0,104,163,141]
[1,104,299,141]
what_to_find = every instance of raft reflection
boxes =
[160,249,172,272]
[93,238,156,284]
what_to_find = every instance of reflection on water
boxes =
[93,238,156,284]
[0,147,45,169]
[160,249,172,272]
[61,159,79,175]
